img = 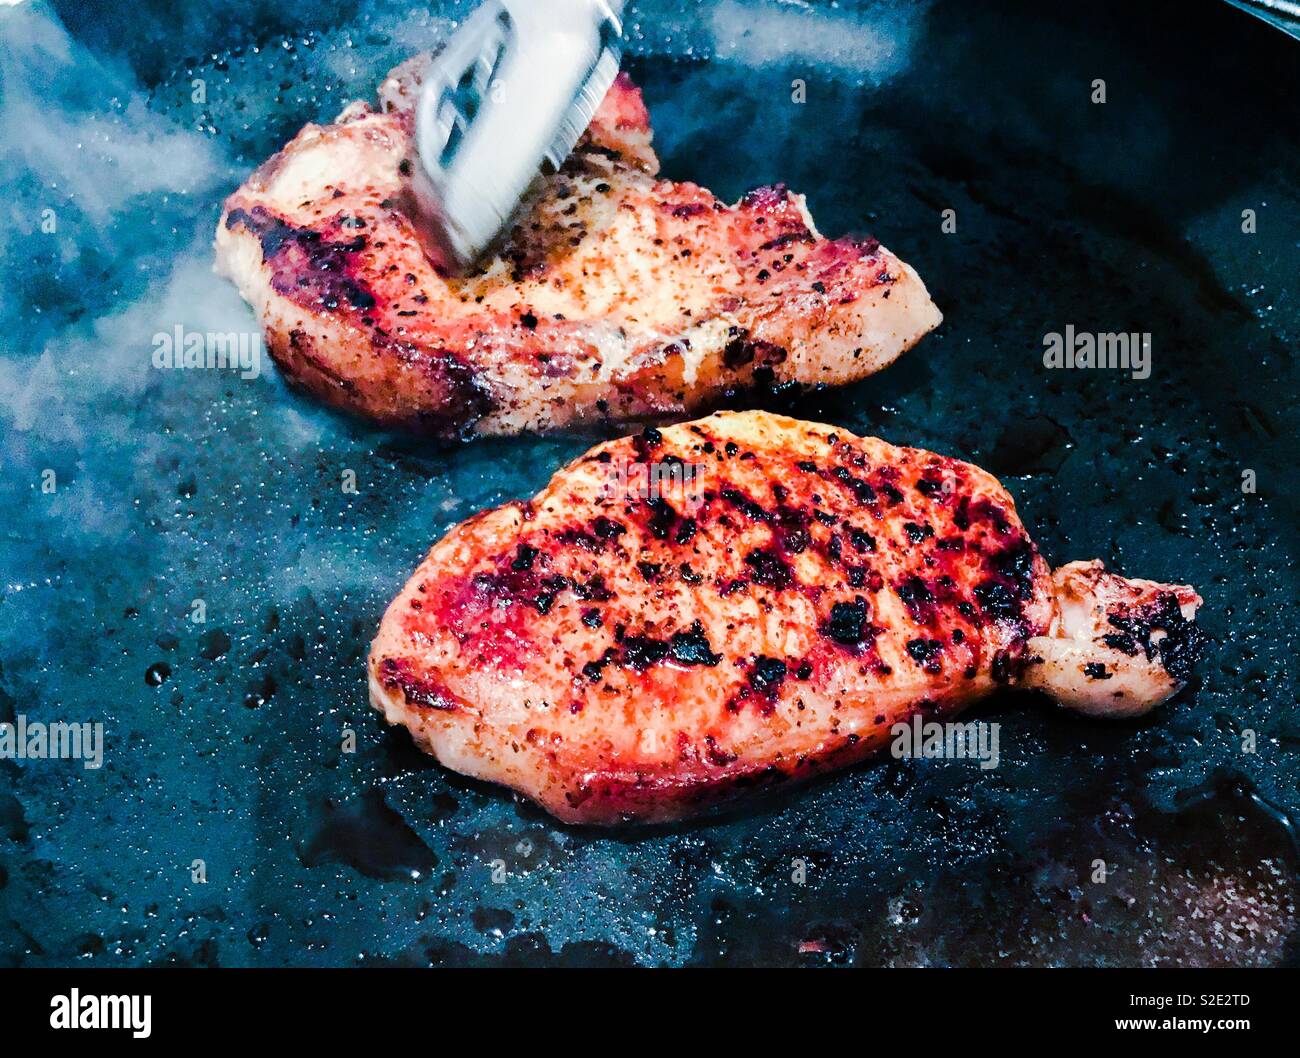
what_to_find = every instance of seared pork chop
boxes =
[215,58,941,437]
[368,411,1205,824]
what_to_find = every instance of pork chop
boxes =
[368,410,1205,824]
[215,58,941,437]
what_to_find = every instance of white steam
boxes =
[709,0,926,84]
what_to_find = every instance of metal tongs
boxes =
[411,0,626,272]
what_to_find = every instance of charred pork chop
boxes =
[215,58,941,437]
[369,411,1205,824]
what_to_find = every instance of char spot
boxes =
[592,516,625,540]
[749,656,788,696]
[895,576,936,621]
[641,497,678,540]
[745,549,793,590]
[722,329,754,368]
[991,650,1019,683]
[378,657,458,711]
[991,541,1037,597]
[781,526,810,554]
[618,622,723,671]
[582,648,619,682]
[1106,593,1207,682]
[850,528,875,552]
[722,487,769,522]
[622,635,669,670]
[974,580,1021,623]
[825,599,869,645]
[906,638,944,673]
[668,621,723,667]
[1102,633,1139,656]
[832,466,877,506]
[575,575,613,602]
[227,206,379,313]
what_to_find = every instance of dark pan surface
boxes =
[1,0,1296,966]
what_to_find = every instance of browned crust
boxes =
[215,67,941,437]
[369,411,1052,824]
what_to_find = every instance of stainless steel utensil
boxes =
[411,0,626,272]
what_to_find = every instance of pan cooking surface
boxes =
[1,0,1296,966]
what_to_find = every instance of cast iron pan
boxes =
[1,0,1296,966]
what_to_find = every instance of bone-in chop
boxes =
[368,411,1205,824]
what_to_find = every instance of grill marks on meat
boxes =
[368,411,1203,824]
[215,58,942,437]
